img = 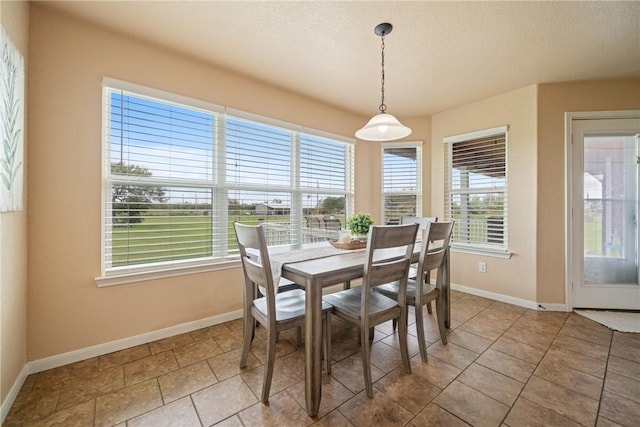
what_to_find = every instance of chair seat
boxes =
[375,279,438,304]
[254,289,332,322]
[323,288,399,319]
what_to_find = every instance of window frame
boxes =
[381,142,423,224]
[444,126,511,258]
[98,78,354,286]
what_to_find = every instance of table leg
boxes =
[305,279,322,417]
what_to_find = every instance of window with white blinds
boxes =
[382,143,422,224]
[444,126,508,252]
[103,79,354,277]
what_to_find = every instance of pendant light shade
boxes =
[356,23,411,142]
[355,112,412,141]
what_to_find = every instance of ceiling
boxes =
[39,1,640,117]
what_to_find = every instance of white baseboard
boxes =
[451,283,568,311]
[1,364,28,424]
[27,309,243,374]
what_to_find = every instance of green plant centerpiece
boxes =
[347,212,374,240]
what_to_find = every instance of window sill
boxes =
[451,246,513,259]
[95,259,242,287]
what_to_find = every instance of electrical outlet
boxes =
[479,261,487,273]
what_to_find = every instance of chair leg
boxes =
[398,312,412,373]
[414,303,428,363]
[240,314,254,368]
[426,301,433,314]
[360,324,374,398]
[343,280,351,290]
[261,326,277,403]
[435,295,448,345]
[323,314,332,374]
[295,326,302,348]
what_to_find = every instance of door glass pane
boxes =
[583,134,638,284]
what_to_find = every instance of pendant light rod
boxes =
[375,23,392,114]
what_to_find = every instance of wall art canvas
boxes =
[0,25,24,212]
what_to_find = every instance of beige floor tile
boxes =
[127,396,201,427]
[554,333,610,360]
[124,350,179,386]
[534,357,603,400]
[596,416,627,427]
[521,376,599,427]
[158,359,218,403]
[610,340,640,364]
[511,316,562,335]
[3,383,59,426]
[409,354,462,389]
[94,379,163,427]
[190,323,233,341]
[57,365,125,411]
[330,352,385,394]
[598,391,640,427]
[375,368,441,414]
[612,331,640,349]
[207,347,262,381]
[369,341,405,373]
[18,400,94,427]
[458,363,524,406]
[240,358,302,399]
[247,336,298,364]
[173,337,224,367]
[213,330,246,352]
[213,415,244,426]
[607,355,640,381]
[503,397,582,427]
[288,375,354,419]
[149,333,194,354]
[380,329,422,357]
[408,403,471,427]
[427,341,478,370]
[476,349,536,383]
[459,317,507,341]
[99,345,151,369]
[559,323,612,346]
[543,346,607,379]
[604,371,640,403]
[192,376,258,426]
[502,325,556,350]
[337,389,414,426]
[446,329,493,354]
[490,336,546,364]
[238,390,314,426]
[311,409,353,426]
[433,380,509,427]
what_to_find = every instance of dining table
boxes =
[264,240,451,417]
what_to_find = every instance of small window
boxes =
[382,143,422,224]
[444,126,508,253]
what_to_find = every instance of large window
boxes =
[444,126,508,253]
[382,143,422,224]
[101,79,354,281]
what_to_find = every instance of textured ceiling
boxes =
[39,1,640,117]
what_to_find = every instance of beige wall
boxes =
[536,80,640,303]
[431,86,538,302]
[27,4,373,361]
[0,0,29,405]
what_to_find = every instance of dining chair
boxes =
[234,222,332,403]
[323,223,419,397]
[401,215,437,313]
[374,221,454,363]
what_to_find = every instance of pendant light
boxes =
[355,23,411,142]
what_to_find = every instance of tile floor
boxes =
[4,291,639,426]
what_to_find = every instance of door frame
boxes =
[565,110,640,310]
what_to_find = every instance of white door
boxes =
[570,114,640,309]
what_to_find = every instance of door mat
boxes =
[575,310,640,333]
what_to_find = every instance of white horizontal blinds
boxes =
[383,145,421,224]
[444,128,508,250]
[103,80,355,275]
[300,134,351,237]
[105,88,216,270]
